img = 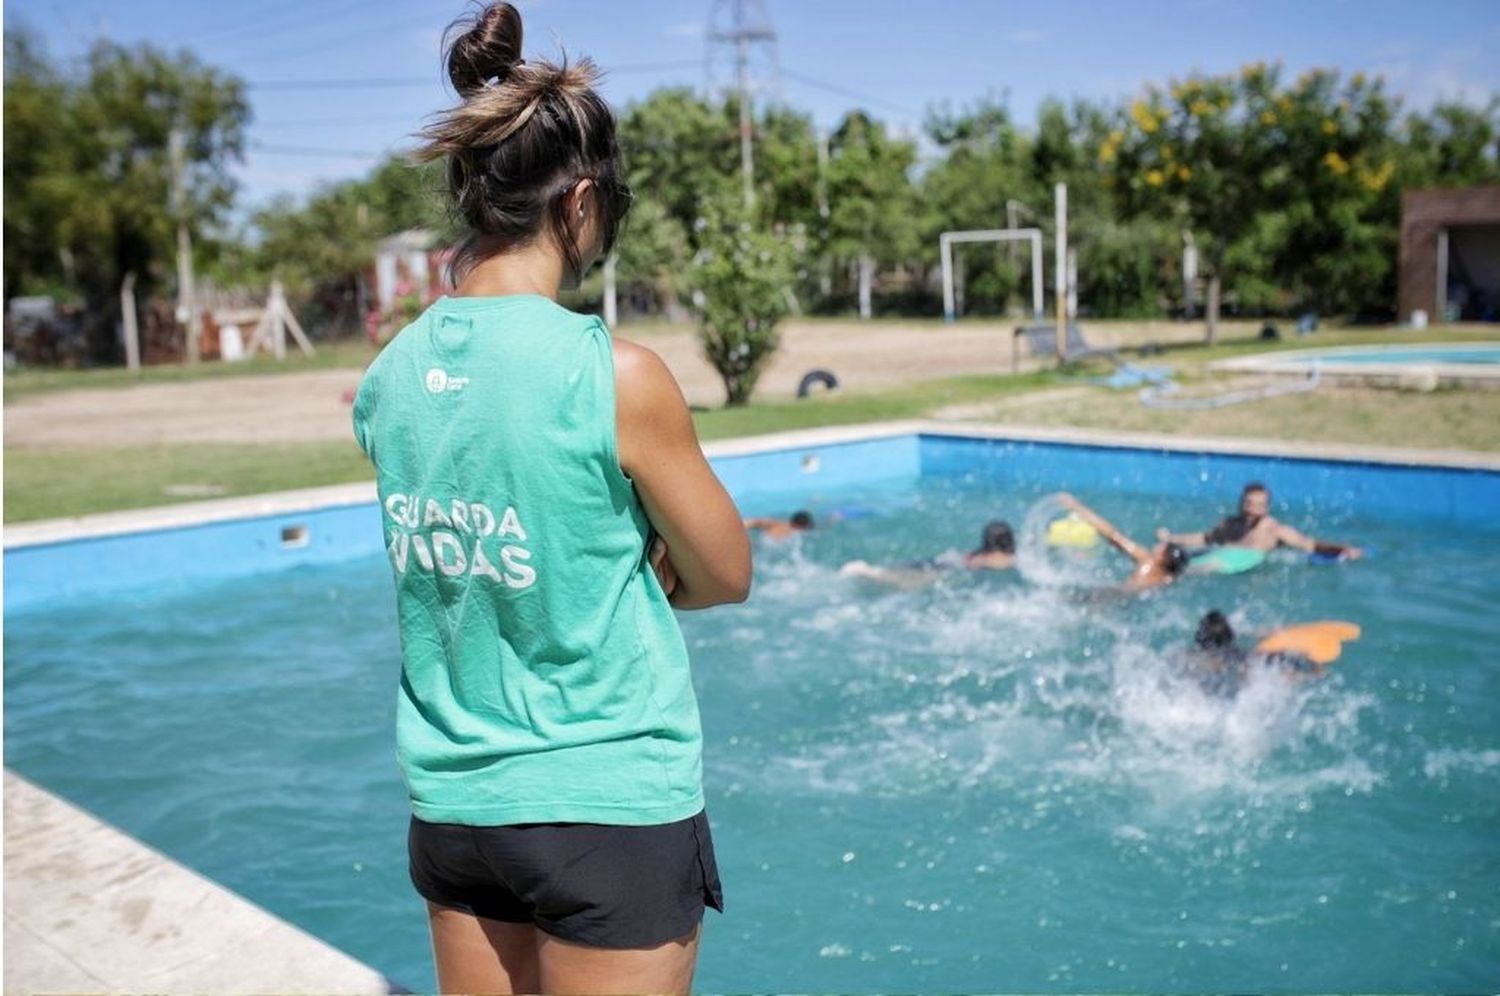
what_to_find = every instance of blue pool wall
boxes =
[6,431,1496,615]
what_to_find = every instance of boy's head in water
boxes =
[978,520,1015,555]
[1158,542,1190,576]
[1195,610,1236,649]
[789,510,814,530]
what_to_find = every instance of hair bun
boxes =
[446,2,524,98]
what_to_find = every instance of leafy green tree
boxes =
[3,25,249,361]
[919,98,1035,315]
[1108,63,1416,333]
[686,195,795,406]
[619,88,739,235]
[824,110,919,318]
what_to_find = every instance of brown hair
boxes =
[413,2,631,288]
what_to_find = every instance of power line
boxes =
[229,11,439,68]
[248,141,395,160]
[780,69,921,120]
[244,61,701,91]
[186,0,382,49]
[254,114,417,129]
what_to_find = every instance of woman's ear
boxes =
[566,178,595,222]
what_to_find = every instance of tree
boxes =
[2,25,249,362]
[1108,63,1415,334]
[919,98,1035,315]
[824,110,919,318]
[686,195,796,406]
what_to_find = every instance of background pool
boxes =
[1267,344,1500,366]
[5,452,1498,990]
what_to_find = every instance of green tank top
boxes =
[352,294,705,826]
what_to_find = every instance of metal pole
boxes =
[1066,247,1077,319]
[1435,227,1449,324]
[169,128,202,365]
[941,234,956,322]
[120,271,140,372]
[1029,231,1043,319]
[603,253,618,327]
[736,33,754,208]
[1054,182,1067,361]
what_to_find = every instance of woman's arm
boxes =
[1059,493,1151,566]
[614,338,752,609]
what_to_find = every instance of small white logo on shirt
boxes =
[424,368,468,394]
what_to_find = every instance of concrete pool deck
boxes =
[6,420,1499,994]
[1212,341,1500,388]
[3,770,403,994]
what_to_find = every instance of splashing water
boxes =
[5,475,1497,991]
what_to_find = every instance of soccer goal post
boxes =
[939,228,1044,321]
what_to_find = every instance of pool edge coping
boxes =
[3,767,405,995]
[1210,340,1500,380]
[4,419,1497,551]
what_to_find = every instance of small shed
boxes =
[1398,186,1500,323]
[370,229,455,313]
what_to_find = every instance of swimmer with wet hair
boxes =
[1184,609,1342,697]
[1057,493,1189,591]
[1186,610,1250,697]
[744,510,815,541]
[966,519,1016,570]
[839,518,1017,586]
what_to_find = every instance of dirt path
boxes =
[4,318,1231,450]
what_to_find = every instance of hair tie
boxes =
[483,59,525,89]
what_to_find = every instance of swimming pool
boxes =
[6,425,1498,990]
[1215,341,1500,386]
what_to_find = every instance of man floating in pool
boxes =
[1184,609,1359,697]
[744,510,816,541]
[1056,494,1189,591]
[839,520,1016,587]
[1156,482,1363,572]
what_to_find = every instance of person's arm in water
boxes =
[615,339,752,609]
[1059,494,1152,567]
[1156,527,1207,547]
[1274,522,1363,560]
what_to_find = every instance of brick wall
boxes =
[1398,186,1500,322]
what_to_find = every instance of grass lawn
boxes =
[1,373,1059,522]
[2,340,378,403]
[5,323,1496,523]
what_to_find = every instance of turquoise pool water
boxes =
[1281,344,1500,366]
[5,470,1498,990]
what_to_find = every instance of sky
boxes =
[8,0,1500,228]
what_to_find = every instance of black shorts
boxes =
[408,809,725,949]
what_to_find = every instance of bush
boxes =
[686,199,797,406]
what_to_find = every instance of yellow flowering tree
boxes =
[1109,63,1404,336]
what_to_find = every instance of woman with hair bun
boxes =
[351,4,750,992]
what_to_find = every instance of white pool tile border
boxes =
[4,420,1496,554]
[3,769,403,995]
